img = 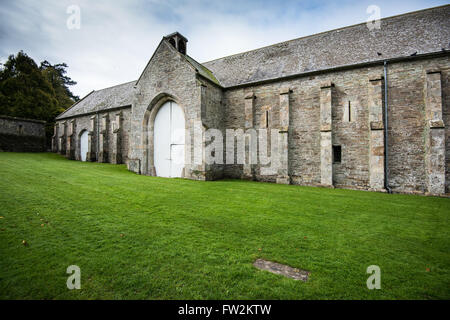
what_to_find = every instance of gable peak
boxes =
[163,32,188,55]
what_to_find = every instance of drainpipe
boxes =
[383,61,392,193]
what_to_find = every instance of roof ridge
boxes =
[202,4,449,65]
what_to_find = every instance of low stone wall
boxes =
[0,116,46,152]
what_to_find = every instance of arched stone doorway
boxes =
[154,101,185,177]
[142,94,187,177]
[80,130,89,162]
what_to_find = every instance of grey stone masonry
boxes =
[425,70,445,195]
[276,87,291,184]
[368,76,385,191]
[129,39,203,179]
[98,114,109,163]
[0,115,46,152]
[243,92,255,180]
[59,121,66,155]
[53,5,450,196]
[111,111,123,164]
[87,115,97,162]
[320,81,334,186]
[253,259,310,281]
[51,124,58,152]
[66,119,76,159]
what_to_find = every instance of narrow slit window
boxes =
[348,101,351,122]
[333,145,342,163]
[265,110,269,128]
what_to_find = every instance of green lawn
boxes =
[0,152,449,299]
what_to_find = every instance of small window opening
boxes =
[265,110,269,128]
[348,101,351,122]
[333,145,342,164]
[18,124,23,135]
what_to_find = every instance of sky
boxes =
[0,0,447,98]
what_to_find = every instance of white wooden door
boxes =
[154,101,185,177]
[80,130,89,162]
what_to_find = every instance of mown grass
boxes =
[0,152,449,299]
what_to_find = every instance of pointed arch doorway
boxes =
[80,130,89,162]
[153,101,185,177]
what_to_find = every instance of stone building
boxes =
[0,115,46,152]
[54,5,450,195]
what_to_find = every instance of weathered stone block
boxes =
[368,76,385,190]
[424,70,445,195]
[320,124,332,132]
[127,159,141,174]
[429,120,444,128]
[370,121,384,130]
[320,83,333,186]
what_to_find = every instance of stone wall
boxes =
[387,56,449,194]
[201,79,225,180]
[51,41,449,195]
[0,116,46,152]
[444,64,450,193]
[53,107,131,164]
[222,55,449,194]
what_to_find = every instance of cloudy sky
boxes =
[0,0,446,98]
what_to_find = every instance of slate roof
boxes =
[56,80,135,119]
[184,55,220,85]
[202,5,450,87]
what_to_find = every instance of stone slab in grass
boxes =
[253,259,310,281]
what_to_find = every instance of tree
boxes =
[40,60,79,103]
[0,51,78,146]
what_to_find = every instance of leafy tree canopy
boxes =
[0,51,79,142]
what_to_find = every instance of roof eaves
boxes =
[55,104,132,120]
[222,50,450,90]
